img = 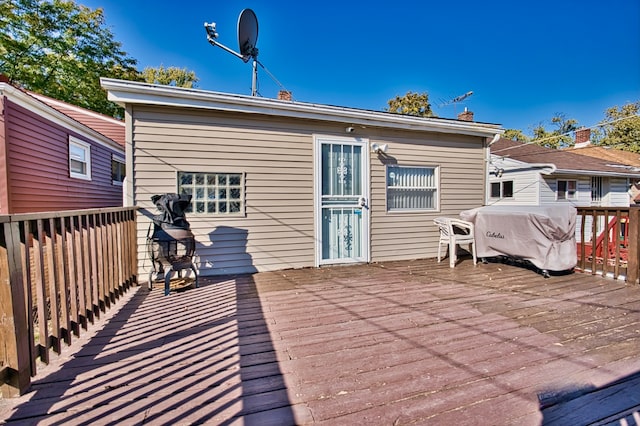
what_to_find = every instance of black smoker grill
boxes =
[147,193,198,295]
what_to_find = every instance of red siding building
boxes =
[0,79,125,214]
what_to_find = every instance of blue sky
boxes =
[82,0,639,133]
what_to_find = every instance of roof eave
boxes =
[100,78,503,138]
[554,168,640,179]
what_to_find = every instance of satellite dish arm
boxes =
[204,22,248,62]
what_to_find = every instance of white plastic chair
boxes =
[434,217,477,268]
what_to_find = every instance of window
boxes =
[591,176,603,205]
[557,179,577,200]
[69,136,91,180]
[112,155,125,185]
[490,181,514,198]
[503,180,514,198]
[386,165,438,211]
[178,172,244,215]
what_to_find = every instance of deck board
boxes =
[1,258,639,425]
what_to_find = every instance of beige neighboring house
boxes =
[101,78,502,277]
[567,128,640,204]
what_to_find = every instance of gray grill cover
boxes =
[460,205,577,271]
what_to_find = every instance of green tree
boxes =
[386,91,435,117]
[502,129,530,142]
[532,113,578,149]
[595,101,640,152]
[140,65,198,88]
[0,0,140,117]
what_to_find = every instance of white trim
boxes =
[555,168,640,178]
[101,78,503,138]
[313,135,370,267]
[0,83,123,153]
[69,136,92,181]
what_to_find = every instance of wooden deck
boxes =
[1,257,639,425]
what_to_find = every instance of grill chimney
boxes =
[278,90,292,101]
[457,108,474,122]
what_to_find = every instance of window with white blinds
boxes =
[386,165,438,211]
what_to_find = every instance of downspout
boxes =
[124,104,134,207]
[485,134,501,205]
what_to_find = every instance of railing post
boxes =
[627,207,639,285]
[0,219,31,397]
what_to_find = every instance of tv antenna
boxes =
[438,91,474,114]
[205,9,260,96]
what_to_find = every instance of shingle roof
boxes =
[491,138,640,177]
[28,92,125,147]
[567,145,640,169]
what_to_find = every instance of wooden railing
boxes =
[576,206,640,283]
[0,207,138,397]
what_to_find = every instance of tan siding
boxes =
[133,106,317,276]
[132,105,487,277]
[368,131,485,262]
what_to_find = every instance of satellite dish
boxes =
[205,9,261,96]
[238,9,258,62]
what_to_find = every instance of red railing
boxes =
[576,207,639,283]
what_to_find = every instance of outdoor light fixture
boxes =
[495,168,504,178]
[371,143,388,154]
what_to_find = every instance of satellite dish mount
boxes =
[205,9,260,96]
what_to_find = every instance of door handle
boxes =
[358,197,367,207]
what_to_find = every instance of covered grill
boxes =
[147,193,198,295]
[460,205,577,277]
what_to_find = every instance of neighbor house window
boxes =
[591,176,603,205]
[111,155,125,185]
[557,179,577,200]
[490,181,514,198]
[386,165,438,211]
[178,172,245,214]
[69,136,91,180]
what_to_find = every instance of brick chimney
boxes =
[457,107,474,122]
[277,90,292,101]
[574,128,591,147]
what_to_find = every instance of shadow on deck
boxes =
[1,274,299,425]
[1,257,639,425]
